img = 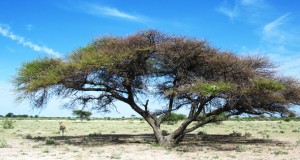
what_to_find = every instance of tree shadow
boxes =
[31,133,287,151]
[32,133,156,146]
[180,134,286,151]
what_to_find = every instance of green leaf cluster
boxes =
[189,81,232,95]
[14,58,65,92]
[163,113,186,123]
[254,78,284,91]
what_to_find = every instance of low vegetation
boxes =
[0,119,299,159]
[2,118,14,129]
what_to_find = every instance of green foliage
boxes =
[296,140,300,146]
[229,131,242,137]
[236,144,247,152]
[288,112,297,118]
[163,113,186,124]
[2,118,14,129]
[244,132,252,138]
[24,134,33,139]
[162,130,169,136]
[5,112,14,117]
[188,81,232,95]
[254,78,284,91]
[72,110,92,121]
[14,58,65,93]
[273,150,288,155]
[45,137,55,145]
[0,138,8,148]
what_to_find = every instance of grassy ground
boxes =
[0,119,300,160]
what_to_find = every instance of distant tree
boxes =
[13,30,300,146]
[288,112,297,118]
[72,110,92,121]
[162,113,186,124]
[17,114,29,118]
[5,112,14,117]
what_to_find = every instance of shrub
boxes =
[236,144,246,152]
[283,118,292,122]
[197,131,207,136]
[2,118,14,129]
[244,132,252,138]
[24,134,33,139]
[273,150,288,155]
[162,113,186,124]
[0,138,8,148]
[45,137,55,145]
[229,131,242,137]
[296,140,300,146]
[162,130,169,136]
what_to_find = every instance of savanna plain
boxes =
[0,118,300,160]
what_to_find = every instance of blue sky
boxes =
[0,0,300,117]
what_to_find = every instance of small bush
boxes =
[162,113,186,124]
[0,138,8,148]
[2,119,14,129]
[236,144,246,152]
[162,130,169,136]
[283,118,291,122]
[273,150,288,155]
[24,134,33,139]
[296,140,300,146]
[280,130,285,134]
[197,131,207,136]
[45,137,55,145]
[244,132,252,138]
[43,148,49,153]
[229,131,242,137]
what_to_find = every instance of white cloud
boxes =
[262,13,290,44]
[216,5,238,21]
[68,2,151,23]
[216,0,268,23]
[26,24,33,31]
[241,0,260,6]
[217,1,300,78]
[78,2,146,23]
[0,25,62,57]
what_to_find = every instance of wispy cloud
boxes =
[73,2,146,23]
[240,13,300,78]
[260,13,300,77]
[262,13,291,44]
[0,25,61,57]
[216,0,268,23]
[217,1,300,78]
[25,24,33,31]
[216,4,238,21]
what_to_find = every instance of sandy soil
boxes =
[1,120,300,160]
[1,135,299,160]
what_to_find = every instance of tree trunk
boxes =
[127,102,185,146]
[151,124,185,147]
[144,118,174,146]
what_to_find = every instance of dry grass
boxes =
[0,119,299,160]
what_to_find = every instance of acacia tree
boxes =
[13,30,300,146]
[72,110,92,121]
